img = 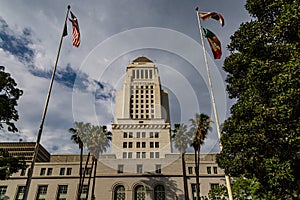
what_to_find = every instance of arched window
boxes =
[154,185,165,200]
[134,185,146,200]
[114,185,125,200]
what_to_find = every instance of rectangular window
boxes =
[85,168,92,175]
[80,185,88,200]
[132,70,135,78]
[123,132,128,138]
[123,152,127,158]
[150,152,154,158]
[191,184,199,200]
[136,70,139,79]
[155,152,160,158]
[123,142,127,148]
[56,185,68,200]
[40,168,46,176]
[0,186,7,197]
[15,186,25,200]
[142,132,146,138]
[136,142,140,148]
[149,70,153,79]
[210,183,219,190]
[137,164,143,174]
[142,142,146,148]
[150,142,154,148]
[150,132,154,138]
[20,168,26,176]
[142,152,146,158]
[59,168,65,175]
[67,168,72,175]
[155,142,159,148]
[117,165,124,173]
[188,167,193,174]
[145,70,148,79]
[129,132,133,138]
[36,185,48,200]
[213,167,218,174]
[207,167,211,174]
[155,132,159,138]
[155,164,161,174]
[47,168,52,176]
[136,132,140,138]
[128,152,132,158]
[141,69,144,79]
[136,152,141,158]
[128,142,133,148]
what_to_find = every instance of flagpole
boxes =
[195,7,233,200]
[23,5,71,200]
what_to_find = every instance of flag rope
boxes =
[195,7,233,200]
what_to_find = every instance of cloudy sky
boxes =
[0,0,250,154]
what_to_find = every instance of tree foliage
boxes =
[0,149,26,180]
[0,66,23,132]
[217,0,300,199]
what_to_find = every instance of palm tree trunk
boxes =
[77,152,90,200]
[181,153,189,200]
[86,156,94,200]
[91,158,98,200]
[77,146,83,199]
[197,147,201,200]
[195,146,200,200]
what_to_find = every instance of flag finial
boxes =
[67,5,71,10]
[195,7,199,11]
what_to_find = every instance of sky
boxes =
[0,0,251,154]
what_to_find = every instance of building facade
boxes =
[0,57,226,200]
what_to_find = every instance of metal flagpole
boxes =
[195,7,233,200]
[23,5,71,200]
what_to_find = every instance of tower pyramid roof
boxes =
[132,56,153,63]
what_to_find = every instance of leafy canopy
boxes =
[217,0,299,199]
[0,66,23,132]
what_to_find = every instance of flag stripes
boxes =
[69,11,80,47]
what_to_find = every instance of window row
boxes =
[191,183,220,200]
[123,142,159,148]
[117,164,161,174]
[130,114,155,119]
[132,69,153,79]
[122,152,160,159]
[39,167,72,176]
[113,184,165,200]
[130,104,154,109]
[131,94,154,99]
[131,89,154,94]
[130,99,154,104]
[1,184,89,200]
[187,166,218,175]
[131,85,154,89]
[123,132,159,138]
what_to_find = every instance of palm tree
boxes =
[79,123,111,200]
[68,122,85,200]
[172,123,193,200]
[190,113,212,200]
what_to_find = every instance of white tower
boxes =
[111,57,171,160]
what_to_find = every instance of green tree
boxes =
[190,113,212,200]
[0,66,23,132]
[77,123,111,200]
[0,66,25,179]
[0,149,26,180]
[172,123,193,200]
[217,0,300,199]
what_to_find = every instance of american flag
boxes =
[69,11,80,47]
